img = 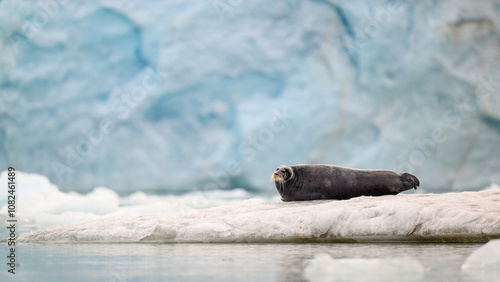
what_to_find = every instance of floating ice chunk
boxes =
[462,239,500,270]
[303,253,425,282]
[461,239,500,281]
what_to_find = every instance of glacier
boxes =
[14,188,500,243]
[1,0,500,194]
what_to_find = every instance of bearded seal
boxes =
[271,164,419,201]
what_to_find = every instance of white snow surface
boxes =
[15,189,500,243]
[0,171,256,229]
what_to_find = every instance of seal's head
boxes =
[271,165,294,183]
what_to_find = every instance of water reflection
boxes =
[0,243,485,281]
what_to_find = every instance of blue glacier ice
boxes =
[1,0,500,194]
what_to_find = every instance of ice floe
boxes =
[14,189,500,243]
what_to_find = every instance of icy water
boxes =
[0,242,490,281]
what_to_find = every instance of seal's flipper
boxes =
[400,173,420,190]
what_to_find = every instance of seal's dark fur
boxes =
[273,164,419,201]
